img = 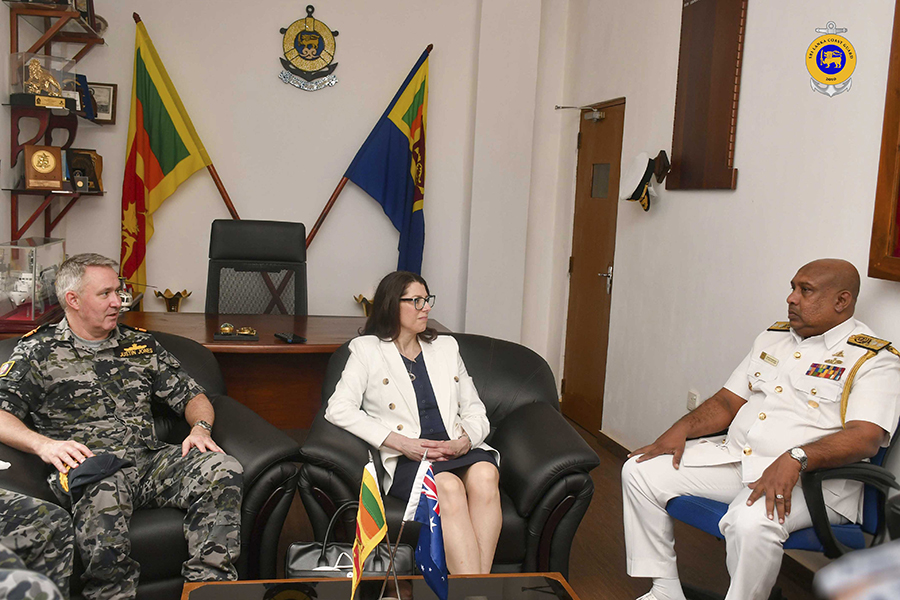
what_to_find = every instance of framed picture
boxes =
[88,82,116,125]
[73,0,97,31]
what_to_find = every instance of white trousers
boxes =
[621,455,845,600]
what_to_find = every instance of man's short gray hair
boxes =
[56,253,119,306]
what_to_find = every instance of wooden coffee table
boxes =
[181,573,581,600]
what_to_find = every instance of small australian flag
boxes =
[414,466,448,600]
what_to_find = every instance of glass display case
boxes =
[9,51,77,109]
[0,237,65,332]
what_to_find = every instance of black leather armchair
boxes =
[0,330,301,600]
[298,333,600,577]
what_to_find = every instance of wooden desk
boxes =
[119,313,447,429]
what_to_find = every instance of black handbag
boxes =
[285,501,416,578]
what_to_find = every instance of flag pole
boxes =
[378,521,407,600]
[305,42,433,251]
[306,176,348,249]
[133,12,241,222]
[376,524,404,600]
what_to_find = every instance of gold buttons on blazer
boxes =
[808,400,819,409]
[811,388,817,396]
[758,412,766,420]
[775,386,783,393]
[383,378,389,385]
[748,382,753,391]
[397,424,403,431]
[454,376,459,382]
[754,372,761,377]
[743,447,752,456]
[389,403,396,410]
[794,352,802,359]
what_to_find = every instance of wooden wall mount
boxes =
[868,0,900,282]
[666,0,748,191]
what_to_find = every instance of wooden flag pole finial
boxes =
[425,43,433,53]
[133,13,141,23]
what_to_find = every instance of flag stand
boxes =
[376,524,405,600]
[377,521,408,600]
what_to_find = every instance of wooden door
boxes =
[561,99,625,435]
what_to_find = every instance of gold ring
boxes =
[236,326,256,336]
[219,322,235,335]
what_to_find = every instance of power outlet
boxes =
[686,390,700,411]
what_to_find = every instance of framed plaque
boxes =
[66,148,102,192]
[24,145,63,190]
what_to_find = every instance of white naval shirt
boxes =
[681,317,900,521]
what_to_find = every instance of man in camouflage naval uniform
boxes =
[0,254,243,600]
[0,488,73,599]
[0,543,65,600]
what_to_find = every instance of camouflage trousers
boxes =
[0,488,73,597]
[71,446,242,600]
[0,543,65,600]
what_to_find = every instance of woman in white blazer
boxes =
[325,271,501,574]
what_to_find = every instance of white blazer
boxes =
[325,334,499,493]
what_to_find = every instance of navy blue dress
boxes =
[387,353,497,500]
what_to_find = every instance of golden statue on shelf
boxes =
[24,59,62,97]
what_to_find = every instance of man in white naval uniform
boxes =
[621,259,900,600]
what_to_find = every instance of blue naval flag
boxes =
[413,466,448,600]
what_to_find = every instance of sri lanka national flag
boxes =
[406,462,448,600]
[351,462,388,600]
[344,47,430,274]
[120,21,211,290]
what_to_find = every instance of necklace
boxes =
[404,356,416,382]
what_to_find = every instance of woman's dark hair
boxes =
[363,271,437,342]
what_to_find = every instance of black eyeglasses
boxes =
[399,295,435,310]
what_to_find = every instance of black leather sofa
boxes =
[0,330,301,600]
[298,332,600,577]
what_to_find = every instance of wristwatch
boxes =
[193,420,213,433]
[788,447,808,471]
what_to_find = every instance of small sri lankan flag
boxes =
[344,46,430,274]
[351,461,388,600]
[120,20,212,292]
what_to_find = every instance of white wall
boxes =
[541,0,900,451]
[7,0,900,455]
[1,0,490,331]
[465,0,541,341]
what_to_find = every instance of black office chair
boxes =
[666,431,900,599]
[205,220,308,315]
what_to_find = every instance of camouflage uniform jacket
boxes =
[0,319,205,453]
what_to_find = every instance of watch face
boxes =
[31,150,56,174]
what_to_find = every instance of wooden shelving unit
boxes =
[5,1,107,241]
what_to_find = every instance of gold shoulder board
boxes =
[848,334,892,352]
[767,321,791,332]
[119,324,148,333]
[21,323,51,338]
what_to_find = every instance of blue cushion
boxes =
[666,496,867,551]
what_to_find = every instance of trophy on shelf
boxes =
[154,289,192,313]
[9,52,78,110]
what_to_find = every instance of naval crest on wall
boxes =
[278,5,339,92]
[807,22,856,98]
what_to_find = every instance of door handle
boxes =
[598,265,613,295]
